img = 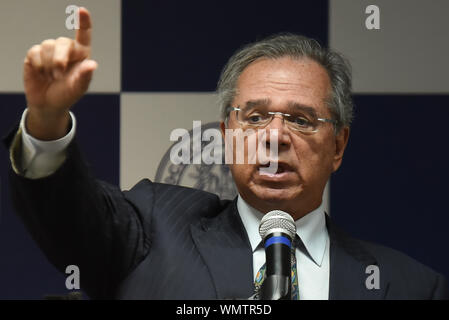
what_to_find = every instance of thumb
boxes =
[70,59,98,93]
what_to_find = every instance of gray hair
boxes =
[217,33,353,132]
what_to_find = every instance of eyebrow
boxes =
[286,101,317,117]
[242,98,271,110]
[242,99,317,116]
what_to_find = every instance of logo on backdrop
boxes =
[155,122,237,200]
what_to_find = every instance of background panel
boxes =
[331,95,449,278]
[0,0,121,93]
[330,0,449,93]
[121,92,220,190]
[122,0,328,91]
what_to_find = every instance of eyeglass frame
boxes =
[229,106,338,133]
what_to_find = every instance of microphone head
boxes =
[259,210,296,240]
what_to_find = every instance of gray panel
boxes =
[0,0,120,93]
[330,0,449,93]
[120,93,221,190]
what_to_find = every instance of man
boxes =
[5,7,448,299]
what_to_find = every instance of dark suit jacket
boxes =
[6,133,449,300]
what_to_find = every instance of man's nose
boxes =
[265,115,291,148]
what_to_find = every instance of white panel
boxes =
[330,0,449,93]
[120,92,221,190]
[0,0,120,93]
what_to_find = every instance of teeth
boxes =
[258,163,286,176]
[258,162,291,176]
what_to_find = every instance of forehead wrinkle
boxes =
[236,58,332,116]
[241,98,317,116]
[249,79,307,93]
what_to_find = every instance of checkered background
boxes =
[1,0,448,299]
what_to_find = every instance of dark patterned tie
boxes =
[290,244,299,300]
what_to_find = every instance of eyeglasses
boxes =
[231,106,337,133]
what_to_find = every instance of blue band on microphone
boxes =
[264,236,291,248]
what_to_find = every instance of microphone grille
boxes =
[259,210,296,240]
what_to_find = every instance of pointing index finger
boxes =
[75,7,92,46]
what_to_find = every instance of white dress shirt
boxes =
[13,108,330,299]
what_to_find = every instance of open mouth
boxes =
[258,162,292,175]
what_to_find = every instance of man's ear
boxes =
[332,126,350,172]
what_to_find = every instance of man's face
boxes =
[221,57,349,219]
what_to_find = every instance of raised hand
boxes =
[23,7,97,140]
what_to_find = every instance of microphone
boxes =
[258,210,296,300]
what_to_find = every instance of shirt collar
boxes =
[237,195,328,267]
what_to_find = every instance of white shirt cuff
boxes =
[20,108,76,178]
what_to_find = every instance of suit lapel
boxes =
[190,199,255,299]
[327,215,389,299]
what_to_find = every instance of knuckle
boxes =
[56,37,73,46]
[41,39,56,48]
[54,49,70,65]
[53,57,66,68]
[28,45,41,56]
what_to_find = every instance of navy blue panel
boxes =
[0,94,119,299]
[72,95,120,186]
[122,0,328,92]
[331,95,449,278]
